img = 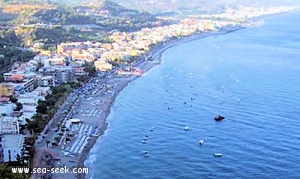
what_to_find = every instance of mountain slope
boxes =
[111,0,300,14]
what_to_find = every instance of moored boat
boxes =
[214,153,222,157]
[214,115,225,121]
[183,126,189,131]
[150,126,155,131]
[142,150,148,154]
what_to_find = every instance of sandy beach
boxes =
[31,26,243,179]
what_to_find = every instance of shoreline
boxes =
[76,25,244,179]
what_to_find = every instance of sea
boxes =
[85,11,300,179]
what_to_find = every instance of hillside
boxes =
[111,0,300,14]
[0,0,162,28]
[0,3,54,24]
[0,0,167,75]
[0,0,168,52]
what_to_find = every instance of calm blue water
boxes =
[85,11,300,179]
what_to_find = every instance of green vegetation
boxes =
[29,26,103,47]
[0,165,28,179]
[14,102,23,111]
[0,135,34,178]
[33,7,94,25]
[9,95,23,111]
[0,29,37,73]
[0,0,168,58]
[45,139,50,147]
[0,46,37,73]
[9,8,32,25]
[1,0,165,31]
[9,95,18,103]
[84,61,97,77]
[28,82,79,134]
[0,29,22,46]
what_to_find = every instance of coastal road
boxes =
[35,76,106,150]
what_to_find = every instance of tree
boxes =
[57,122,62,130]
[24,136,35,146]
[84,62,97,76]
[66,26,75,33]
[26,120,39,135]
[46,109,56,118]
[61,14,67,27]
[46,140,50,147]
[36,101,47,114]
[0,166,25,179]
[48,46,56,52]
[16,154,22,164]
[9,95,18,103]
[25,118,31,123]
[14,102,23,111]
[0,74,3,82]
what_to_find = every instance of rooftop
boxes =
[5,74,24,82]
[0,97,9,102]
[0,117,19,134]
[2,134,24,148]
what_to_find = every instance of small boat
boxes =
[214,115,225,121]
[183,126,189,131]
[150,127,155,131]
[142,150,148,154]
[198,140,204,145]
[143,137,148,140]
[91,133,100,137]
[214,153,222,157]
[144,154,150,158]
[141,140,147,144]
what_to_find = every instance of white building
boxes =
[0,100,14,116]
[0,117,20,134]
[38,76,55,87]
[44,56,66,67]
[18,91,45,121]
[2,134,24,163]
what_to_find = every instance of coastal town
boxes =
[192,6,298,21]
[0,2,298,178]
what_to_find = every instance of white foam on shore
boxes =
[83,78,138,177]
[84,110,115,178]
[142,65,157,77]
[84,129,110,179]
